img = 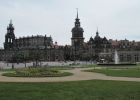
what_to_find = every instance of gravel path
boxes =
[0,68,140,82]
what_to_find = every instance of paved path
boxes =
[1,68,140,82]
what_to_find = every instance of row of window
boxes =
[119,55,139,62]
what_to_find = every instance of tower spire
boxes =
[96,27,99,36]
[76,8,79,19]
[75,8,80,27]
[10,19,12,25]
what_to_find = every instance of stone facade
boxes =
[4,20,53,50]
[14,35,53,50]
[0,12,140,63]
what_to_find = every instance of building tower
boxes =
[4,20,15,50]
[71,9,84,48]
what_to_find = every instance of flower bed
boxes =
[2,68,73,77]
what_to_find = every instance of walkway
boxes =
[0,68,140,82]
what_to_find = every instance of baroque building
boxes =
[71,10,84,48]
[4,20,53,50]
[71,10,85,60]
[88,30,112,61]
[0,11,140,63]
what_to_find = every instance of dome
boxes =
[103,37,107,41]
[71,26,84,32]
[94,30,101,41]
[94,35,101,40]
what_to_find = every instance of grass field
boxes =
[0,80,140,100]
[85,68,140,77]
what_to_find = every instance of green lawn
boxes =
[0,80,140,100]
[86,68,140,77]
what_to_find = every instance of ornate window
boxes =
[127,55,131,61]
[120,55,124,62]
[135,55,139,62]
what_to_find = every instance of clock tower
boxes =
[71,9,84,48]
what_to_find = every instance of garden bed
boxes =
[2,68,73,77]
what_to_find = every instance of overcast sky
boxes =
[0,0,140,48]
